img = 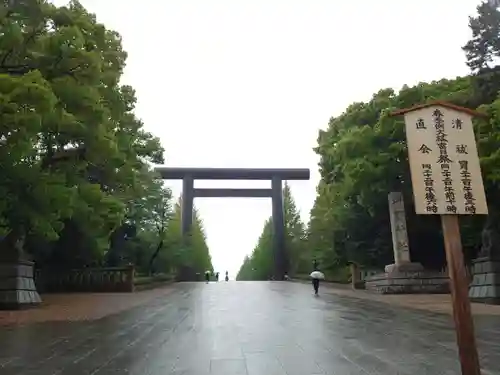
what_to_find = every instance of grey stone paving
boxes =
[1,281,500,375]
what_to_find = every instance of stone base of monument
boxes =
[0,261,41,310]
[384,262,425,273]
[365,263,449,294]
[469,257,500,305]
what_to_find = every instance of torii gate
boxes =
[154,167,310,280]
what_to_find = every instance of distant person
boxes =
[215,272,219,282]
[312,275,320,295]
[284,272,289,281]
[205,270,210,283]
[310,267,324,296]
[225,271,229,282]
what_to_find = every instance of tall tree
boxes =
[307,71,500,277]
[283,183,308,275]
[0,0,218,284]
[163,198,214,278]
[236,185,307,280]
[463,1,500,73]
[105,169,173,272]
[462,1,500,108]
[236,219,274,280]
[0,0,165,264]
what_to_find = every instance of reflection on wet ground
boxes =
[1,281,499,374]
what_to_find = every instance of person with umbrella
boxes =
[205,270,211,283]
[310,263,324,295]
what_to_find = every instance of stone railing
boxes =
[442,264,473,284]
[34,265,135,293]
[349,263,382,289]
[365,270,450,294]
[360,269,381,281]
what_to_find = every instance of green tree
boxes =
[236,184,306,280]
[308,69,500,277]
[236,219,274,280]
[463,1,500,73]
[163,198,214,278]
[107,169,174,273]
[0,70,75,260]
[462,1,500,108]
[283,183,308,275]
[0,0,165,266]
[0,0,218,287]
[306,181,345,270]
[188,209,214,274]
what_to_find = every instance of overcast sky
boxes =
[54,0,478,277]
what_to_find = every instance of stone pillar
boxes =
[181,175,194,237]
[385,192,423,273]
[0,235,42,310]
[469,212,500,304]
[350,263,361,289]
[0,260,41,310]
[271,177,286,279]
[364,193,449,294]
[125,265,135,292]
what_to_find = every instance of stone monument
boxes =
[469,212,500,304]
[0,235,41,310]
[365,192,449,294]
[385,192,424,273]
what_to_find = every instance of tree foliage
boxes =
[162,199,214,276]
[0,0,212,275]
[463,1,500,73]
[305,1,500,276]
[240,1,500,279]
[236,183,308,280]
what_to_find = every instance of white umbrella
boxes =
[310,271,325,280]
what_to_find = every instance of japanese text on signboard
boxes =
[402,105,487,215]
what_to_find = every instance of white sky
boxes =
[53,0,479,277]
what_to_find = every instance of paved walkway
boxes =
[307,281,500,316]
[1,282,500,375]
[0,287,175,325]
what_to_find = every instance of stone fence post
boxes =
[125,264,135,292]
[350,262,365,289]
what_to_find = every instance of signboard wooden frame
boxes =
[391,101,487,375]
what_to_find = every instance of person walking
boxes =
[225,271,229,282]
[205,270,210,283]
[312,276,320,295]
[310,263,324,296]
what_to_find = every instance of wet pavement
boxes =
[1,281,500,375]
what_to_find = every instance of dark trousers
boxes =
[312,278,320,294]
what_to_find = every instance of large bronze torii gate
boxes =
[154,167,310,280]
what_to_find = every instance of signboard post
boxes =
[391,101,488,375]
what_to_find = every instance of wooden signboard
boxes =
[391,101,488,375]
[395,101,487,216]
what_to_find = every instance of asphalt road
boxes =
[1,281,499,375]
